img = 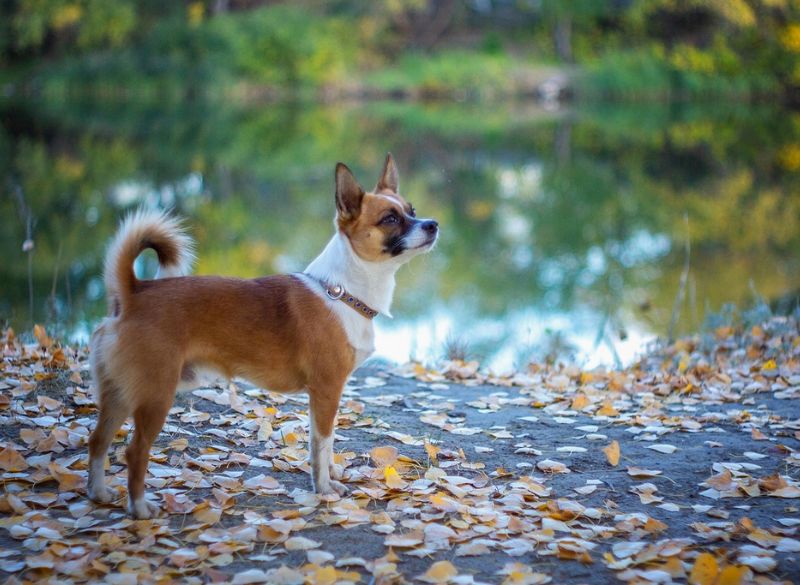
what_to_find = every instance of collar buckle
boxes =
[326,284,345,300]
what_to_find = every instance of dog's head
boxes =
[334,154,439,263]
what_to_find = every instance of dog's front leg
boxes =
[308,390,347,496]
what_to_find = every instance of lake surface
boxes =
[1,98,798,371]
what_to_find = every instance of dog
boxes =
[87,154,439,518]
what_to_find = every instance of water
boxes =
[1,98,798,371]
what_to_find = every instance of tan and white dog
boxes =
[87,154,438,518]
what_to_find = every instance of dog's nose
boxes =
[422,220,439,233]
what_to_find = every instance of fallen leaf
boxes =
[284,536,320,551]
[418,560,458,583]
[536,459,570,474]
[715,565,746,585]
[646,444,677,454]
[0,446,28,471]
[603,441,620,466]
[370,445,399,467]
[384,465,408,489]
[688,552,718,585]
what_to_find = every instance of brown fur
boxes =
[89,273,354,513]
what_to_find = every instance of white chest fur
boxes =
[300,232,401,370]
[295,273,375,368]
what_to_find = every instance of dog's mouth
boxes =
[412,233,439,250]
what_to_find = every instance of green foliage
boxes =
[5,0,800,101]
[581,44,780,100]
[25,4,362,98]
[581,47,673,99]
[580,0,800,99]
[207,5,358,87]
[12,0,136,52]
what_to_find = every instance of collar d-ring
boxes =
[326,284,345,300]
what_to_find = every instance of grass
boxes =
[364,51,512,97]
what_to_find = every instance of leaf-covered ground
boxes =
[1,319,799,584]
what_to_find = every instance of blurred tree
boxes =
[11,0,137,53]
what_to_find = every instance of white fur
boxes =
[105,209,194,287]
[302,224,437,368]
[308,410,346,496]
[127,495,159,519]
[303,233,391,367]
[401,222,437,251]
[88,456,114,503]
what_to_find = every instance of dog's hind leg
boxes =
[87,381,130,505]
[125,396,173,519]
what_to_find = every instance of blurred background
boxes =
[1,0,799,370]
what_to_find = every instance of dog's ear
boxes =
[335,163,365,220]
[376,152,399,193]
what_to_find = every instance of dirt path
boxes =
[1,321,799,584]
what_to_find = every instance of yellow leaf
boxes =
[424,440,440,463]
[715,565,745,585]
[603,440,620,466]
[312,565,337,585]
[370,445,399,467]
[571,394,589,410]
[689,552,719,585]
[384,465,407,489]
[644,517,667,533]
[761,359,777,371]
[596,400,619,417]
[418,560,458,584]
[33,324,51,348]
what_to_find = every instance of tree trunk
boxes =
[555,14,573,63]
[213,0,229,15]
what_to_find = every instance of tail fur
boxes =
[104,209,194,315]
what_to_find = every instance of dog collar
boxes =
[303,275,379,320]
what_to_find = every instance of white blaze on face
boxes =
[403,222,432,250]
[395,219,438,261]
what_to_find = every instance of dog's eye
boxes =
[380,214,399,225]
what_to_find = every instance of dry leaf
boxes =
[0,446,28,472]
[715,565,746,585]
[284,536,320,551]
[645,444,677,454]
[603,441,620,466]
[418,560,458,584]
[384,465,408,489]
[370,445,399,467]
[688,552,718,585]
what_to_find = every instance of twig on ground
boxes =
[668,213,691,343]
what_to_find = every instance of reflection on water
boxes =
[1,98,798,371]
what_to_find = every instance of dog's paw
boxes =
[330,462,345,481]
[127,496,160,520]
[88,484,117,505]
[315,479,348,497]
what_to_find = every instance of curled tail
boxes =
[104,210,194,316]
